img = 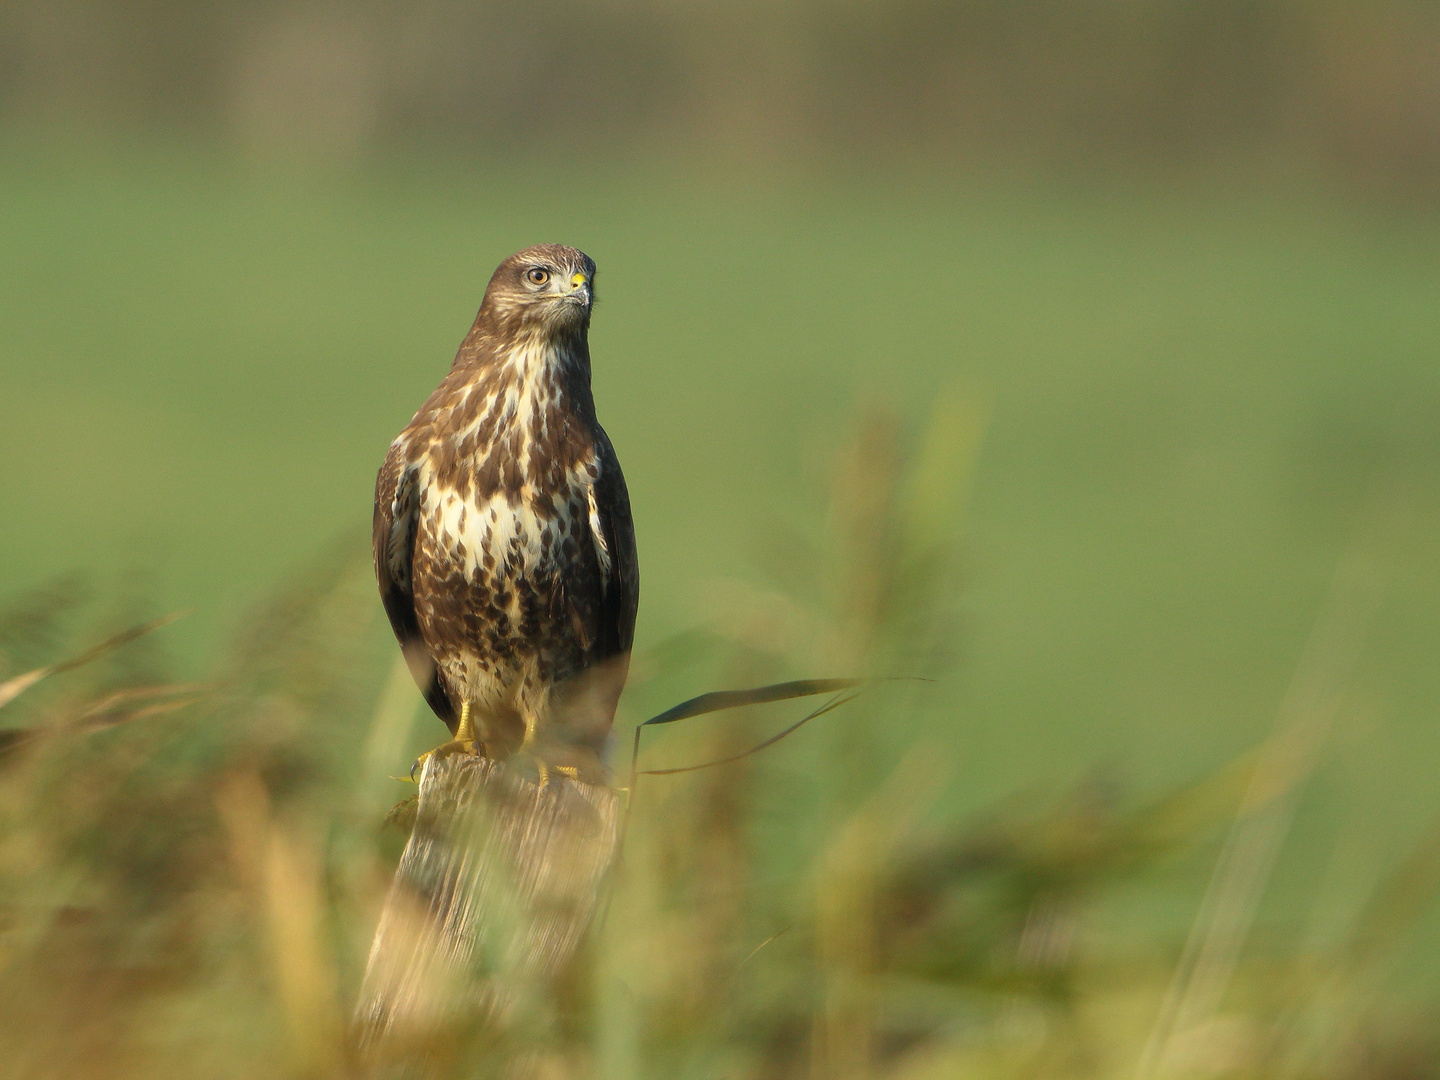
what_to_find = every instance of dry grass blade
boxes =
[0,683,210,760]
[0,611,186,712]
[0,668,48,713]
[625,678,863,796]
[638,678,864,729]
[1136,510,1395,1079]
[70,682,213,727]
[637,690,862,777]
[619,680,872,867]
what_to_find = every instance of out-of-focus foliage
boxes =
[2,0,1438,1065]
[1,411,1437,1079]
[5,1,1440,198]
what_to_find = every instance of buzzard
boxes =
[373,245,639,784]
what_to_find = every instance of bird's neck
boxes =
[494,331,593,423]
[434,331,596,473]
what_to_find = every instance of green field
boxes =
[3,145,1440,1073]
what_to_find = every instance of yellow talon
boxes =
[408,701,481,781]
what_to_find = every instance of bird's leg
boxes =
[408,701,481,781]
[520,708,549,787]
[453,700,478,750]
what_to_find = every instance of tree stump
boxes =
[354,753,620,1075]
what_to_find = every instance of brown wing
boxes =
[591,426,639,660]
[548,426,639,764]
[373,441,458,731]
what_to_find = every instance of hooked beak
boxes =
[565,270,592,307]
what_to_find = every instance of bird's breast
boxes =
[418,454,597,588]
[403,349,606,632]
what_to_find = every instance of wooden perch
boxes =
[354,754,620,1073]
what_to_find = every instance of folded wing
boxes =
[373,441,458,730]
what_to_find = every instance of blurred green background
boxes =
[3,2,1440,1077]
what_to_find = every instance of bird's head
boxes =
[479,244,596,338]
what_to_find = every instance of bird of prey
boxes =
[373,245,638,784]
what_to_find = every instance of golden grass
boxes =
[0,400,1436,1079]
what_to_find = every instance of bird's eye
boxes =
[526,267,550,286]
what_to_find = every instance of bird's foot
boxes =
[513,712,577,788]
[516,752,550,788]
[521,757,579,789]
[405,737,481,782]
[518,710,548,787]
